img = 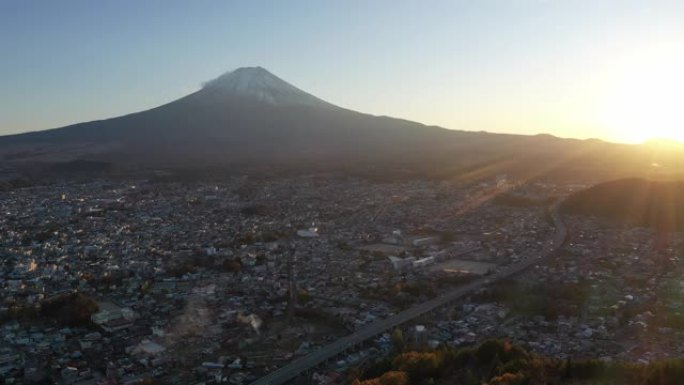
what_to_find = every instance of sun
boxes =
[600,43,684,143]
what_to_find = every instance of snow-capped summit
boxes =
[202,66,329,107]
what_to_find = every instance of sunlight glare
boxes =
[600,43,684,143]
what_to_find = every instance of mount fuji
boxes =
[0,67,462,169]
[0,67,653,181]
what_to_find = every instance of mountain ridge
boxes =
[1,67,683,182]
[0,67,460,167]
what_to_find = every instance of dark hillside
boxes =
[561,178,684,231]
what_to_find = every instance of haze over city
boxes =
[2,0,684,143]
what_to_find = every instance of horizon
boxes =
[2,1,684,144]
[3,64,682,147]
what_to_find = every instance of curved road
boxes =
[251,204,567,385]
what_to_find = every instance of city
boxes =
[2,175,681,384]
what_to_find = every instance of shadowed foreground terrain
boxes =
[356,339,684,385]
[561,178,684,232]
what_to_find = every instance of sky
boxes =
[1,0,684,143]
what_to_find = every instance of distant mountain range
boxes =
[1,67,683,181]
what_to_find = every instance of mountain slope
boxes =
[1,67,683,181]
[0,67,463,166]
[561,178,684,231]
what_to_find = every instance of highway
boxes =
[250,204,567,385]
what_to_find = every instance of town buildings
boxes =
[1,176,677,383]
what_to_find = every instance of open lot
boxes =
[431,259,497,275]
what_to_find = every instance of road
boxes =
[250,204,567,385]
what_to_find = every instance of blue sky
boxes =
[2,0,684,142]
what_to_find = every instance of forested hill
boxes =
[561,178,684,231]
[354,339,684,385]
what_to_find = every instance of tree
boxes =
[391,328,406,353]
[392,352,441,382]
[40,293,99,326]
[378,371,408,385]
[489,372,525,385]
[355,371,408,385]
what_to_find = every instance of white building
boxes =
[91,302,135,325]
[387,256,415,271]
[412,256,435,269]
[297,228,319,238]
